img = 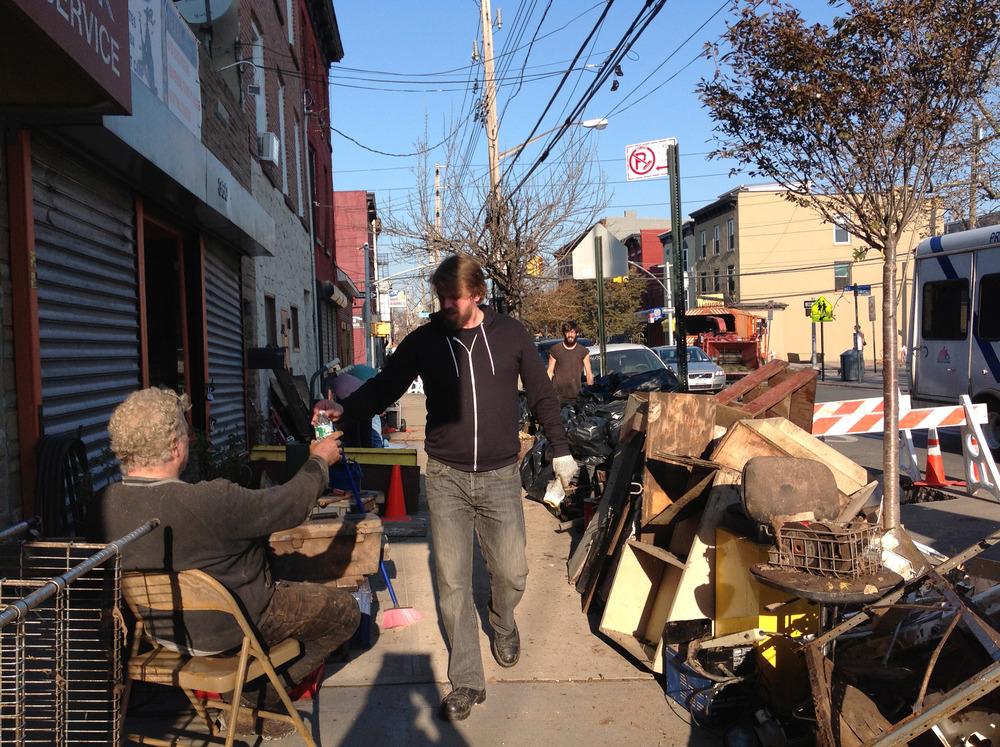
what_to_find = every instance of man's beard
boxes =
[443,304,476,330]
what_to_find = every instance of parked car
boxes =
[586,343,668,378]
[536,336,594,366]
[652,345,727,393]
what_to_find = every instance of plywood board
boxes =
[710,417,868,498]
[662,482,743,635]
[646,392,716,458]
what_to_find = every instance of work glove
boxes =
[552,454,579,493]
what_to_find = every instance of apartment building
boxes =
[689,184,924,364]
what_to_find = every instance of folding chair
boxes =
[120,569,316,746]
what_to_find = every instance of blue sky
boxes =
[328,0,752,268]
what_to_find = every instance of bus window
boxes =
[922,279,968,340]
[978,274,1000,341]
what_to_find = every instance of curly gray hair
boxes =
[108,388,190,475]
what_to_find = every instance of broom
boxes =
[339,448,423,629]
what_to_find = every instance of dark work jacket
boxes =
[341,306,570,472]
[97,454,328,654]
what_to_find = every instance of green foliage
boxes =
[520,270,647,342]
[699,0,1000,252]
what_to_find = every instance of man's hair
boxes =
[431,253,487,300]
[562,321,579,334]
[108,388,191,475]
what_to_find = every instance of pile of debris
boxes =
[530,362,1000,746]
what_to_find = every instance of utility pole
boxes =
[480,0,500,201]
[970,117,982,230]
[479,0,503,311]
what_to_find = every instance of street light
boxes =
[498,118,609,160]
[627,260,677,346]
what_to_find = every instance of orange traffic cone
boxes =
[383,464,410,521]
[916,427,965,487]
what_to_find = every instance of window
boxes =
[923,279,969,340]
[265,295,278,347]
[713,268,720,291]
[290,304,301,351]
[834,262,851,291]
[977,274,1000,340]
[834,218,851,244]
[713,226,720,255]
[700,231,707,259]
[727,219,735,251]
[727,265,735,296]
[700,273,707,293]
[286,0,294,45]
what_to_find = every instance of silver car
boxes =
[652,345,727,393]
[586,343,668,378]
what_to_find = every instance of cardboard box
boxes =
[268,513,383,581]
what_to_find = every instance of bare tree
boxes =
[698,0,1000,535]
[381,130,608,319]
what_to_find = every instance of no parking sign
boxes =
[625,138,675,181]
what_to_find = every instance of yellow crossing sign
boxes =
[810,295,834,323]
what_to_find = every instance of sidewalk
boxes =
[125,391,718,746]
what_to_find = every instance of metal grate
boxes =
[0,522,157,745]
[769,521,881,579]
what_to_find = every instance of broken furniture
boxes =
[714,359,818,433]
[120,569,316,747]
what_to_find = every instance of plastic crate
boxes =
[349,578,372,648]
[770,520,880,578]
[663,646,753,727]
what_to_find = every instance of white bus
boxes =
[909,225,1000,453]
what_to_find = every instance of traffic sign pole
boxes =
[668,142,687,389]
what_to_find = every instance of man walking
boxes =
[314,254,576,721]
[546,320,594,406]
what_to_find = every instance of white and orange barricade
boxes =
[812,394,1000,502]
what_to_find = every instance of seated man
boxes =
[95,387,360,739]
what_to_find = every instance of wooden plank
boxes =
[740,367,818,432]
[645,392,716,458]
[756,418,868,491]
[710,418,868,500]
[619,393,649,444]
[644,467,717,528]
[662,481,742,633]
[641,463,672,525]
[571,436,645,596]
[714,359,788,406]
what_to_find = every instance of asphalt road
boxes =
[814,378,1000,562]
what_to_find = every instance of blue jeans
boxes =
[425,457,527,691]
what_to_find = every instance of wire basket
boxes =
[769,521,881,579]
[0,540,123,745]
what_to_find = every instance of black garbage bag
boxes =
[519,436,548,491]
[596,399,629,446]
[567,416,612,460]
[612,368,680,398]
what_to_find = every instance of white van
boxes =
[909,225,1000,452]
